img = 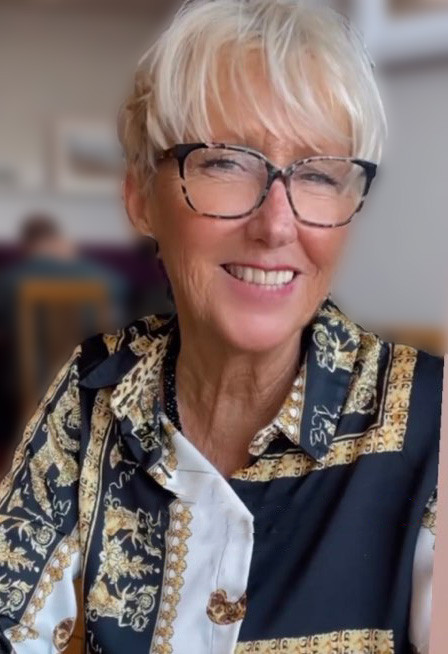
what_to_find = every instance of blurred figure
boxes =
[0,212,129,331]
[0,212,129,454]
[19,213,78,261]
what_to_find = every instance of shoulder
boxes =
[366,327,444,411]
[76,313,175,388]
[327,297,443,447]
[344,304,444,398]
[355,323,443,469]
[403,345,443,453]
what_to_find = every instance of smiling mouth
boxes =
[222,264,299,288]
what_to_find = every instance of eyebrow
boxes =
[209,140,346,162]
[216,128,343,154]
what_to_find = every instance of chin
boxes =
[215,310,300,355]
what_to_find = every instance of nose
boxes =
[245,178,298,248]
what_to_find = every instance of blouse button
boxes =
[206,589,247,625]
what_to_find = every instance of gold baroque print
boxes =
[109,443,123,469]
[20,361,81,518]
[234,628,395,653]
[422,489,437,536]
[232,449,317,483]
[318,301,362,339]
[79,388,114,553]
[309,405,340,449]
[0,513,58,571]
[86,498,163,632]
[248,423,279,458]
[7,488,24,512]
[206,589,247,625]
[128,335,156,357]
[142,315,173,333]
[344,333,382,416]
[0,577,34,618]
[103,333,120,355]
[233,345,417,482]
[151,417,179,486]
[312,303,360,374]
[52,617,75,651]
[150,500,193,654]
[8,529,80,643]
[110,333,169,448]
[0,525,36,574]
[0,347,81,506]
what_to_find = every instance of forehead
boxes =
[202,48,352,161]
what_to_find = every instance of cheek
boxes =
[151,188,224,304]
[299,227,349,276]
[152,173,218,252]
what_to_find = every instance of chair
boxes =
[18,279,110,422]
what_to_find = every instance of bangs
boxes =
[121,0,387,189]
[179,41,353,156]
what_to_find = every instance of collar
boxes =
[79,298,361,468]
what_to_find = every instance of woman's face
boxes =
[134,55,353,353]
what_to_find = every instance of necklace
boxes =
[162,329,182,432]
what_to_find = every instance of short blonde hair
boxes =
[119,0,387,191]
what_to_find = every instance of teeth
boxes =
[243,267,253,283]
[266,271,277,285]
[226,265,295,287]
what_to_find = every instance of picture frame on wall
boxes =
[52,118,123,196]
[348,0,448,64]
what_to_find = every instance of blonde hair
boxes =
[119,0,387,191]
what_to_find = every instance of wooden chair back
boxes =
[18,279,110,420]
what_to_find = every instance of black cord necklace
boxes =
[162,328,182,432]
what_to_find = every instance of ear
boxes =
[123,171,154,236]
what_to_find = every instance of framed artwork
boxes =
[52,118,123,195]
[348,0,448,64]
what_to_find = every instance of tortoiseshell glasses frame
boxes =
[157,142,378,229]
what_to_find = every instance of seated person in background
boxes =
[0,213,129,451]
[0,213,129,328]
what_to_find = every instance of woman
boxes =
[0,1,442,653]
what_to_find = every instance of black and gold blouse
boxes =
[0,298,442,654]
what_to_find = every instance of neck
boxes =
[173,319,303,476]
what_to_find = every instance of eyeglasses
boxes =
[157,143,378,229]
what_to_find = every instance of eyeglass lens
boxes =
[183,147,368,225]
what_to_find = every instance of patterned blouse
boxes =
[0,298,442,654]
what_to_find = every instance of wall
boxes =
[333,60,448,327]
[1,5,447,327]
[0,5,152,243]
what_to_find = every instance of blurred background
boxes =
[0,0,448,477]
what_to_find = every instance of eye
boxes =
[200,158,245,172]
[298,171,339,187]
